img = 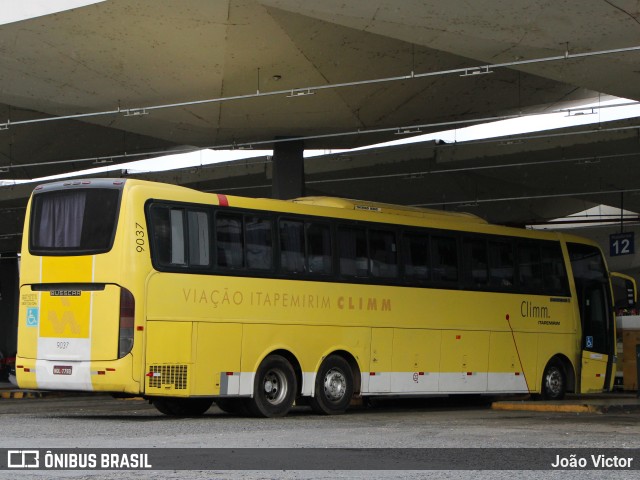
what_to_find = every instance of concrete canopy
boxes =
[0,0,621,180]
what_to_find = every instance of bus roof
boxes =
[291,196,488,224]
[30,178,605,247]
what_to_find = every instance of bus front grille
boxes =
[147,365,188,390]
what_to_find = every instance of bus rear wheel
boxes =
[540,360,567,400]
[152,397,213,416]
[245,354,297,418]
[310,355,354,415]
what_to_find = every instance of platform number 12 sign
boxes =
[610,232,634,257]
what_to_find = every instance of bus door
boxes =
[567,243,615,393]
[578,280,614,393]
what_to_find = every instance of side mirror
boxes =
[611,272,637,313]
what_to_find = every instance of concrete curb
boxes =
[492,400,640,414]
[0,390,47,399]
[0,385,77,400]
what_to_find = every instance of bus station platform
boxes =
[492,393,640,413]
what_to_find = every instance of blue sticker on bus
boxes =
[586,336,593,349]
[26,307,39,327]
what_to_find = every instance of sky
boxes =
[0,0,105,26]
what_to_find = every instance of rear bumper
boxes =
[16,355,140,394]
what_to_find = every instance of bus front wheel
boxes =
[310,355,354,415]
[152,397,213,416]
[246,354,297,418]
[540,360,567,400]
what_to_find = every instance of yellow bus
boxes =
[16,178,623,417]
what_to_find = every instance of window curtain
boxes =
[37,191,86,248]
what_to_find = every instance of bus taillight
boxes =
[118,288,135,358]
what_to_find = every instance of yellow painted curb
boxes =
[0,390,44,399]
[492,402,598,413]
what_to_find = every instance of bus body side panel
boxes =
[143,320,246,398]
[144,320,193,397]
[369,328,393,392]
[390,329,441,393]
[580,352,610,393]
[142,271,579,398]
[488,332,531,393]
[194,322,243,396]
[439,330,490,393]
[143,272,373,398]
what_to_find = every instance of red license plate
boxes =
[53,365,72,375]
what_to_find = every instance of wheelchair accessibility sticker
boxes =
[26,307,39,327]
[586,336,594,349]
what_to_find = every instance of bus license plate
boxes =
[53,365,72,375]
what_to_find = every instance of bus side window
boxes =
[187,211,210,267]
[488,240,514,289]
[246,216,273,271]
[403,232,430,281]
[338,226,367,277]
[216,213,244,268]
[517,242,543,293]
[541,244,569,295]
[432,235,458,283]
[149,205,186,267]
[369,229,398,278]
[306,223,332,274]
[169,210,186,265]
[279,219,305,273]
[149,206,168,265]
[463,237,488,288]
[568,244,607,281]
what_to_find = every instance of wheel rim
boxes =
[323,368,347,402]
[263,369,288,405]
[545,367,562,397]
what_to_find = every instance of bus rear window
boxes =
[30,189,121,255]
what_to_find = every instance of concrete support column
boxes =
[272,139,305,199]
[0,255,19,360]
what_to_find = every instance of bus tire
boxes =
[246,354,297,418]
[152,397,213,416]
[310,355,354,415]
[540,360,567,400]
[215,398,250,416]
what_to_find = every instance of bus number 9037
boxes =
[135,223,145,252]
